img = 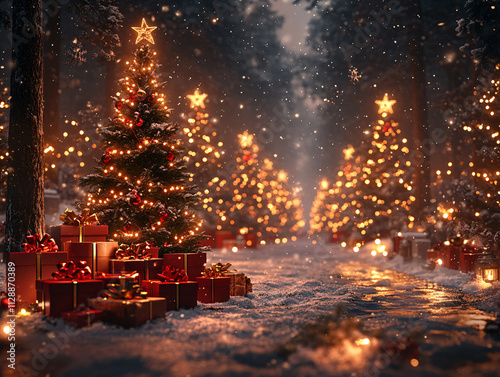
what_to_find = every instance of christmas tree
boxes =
[0,80,9,206]
[80,19,206,253]
[438,67,500,251]
[180,89,225,229]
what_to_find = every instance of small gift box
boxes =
[460,252,481,273]
[443,245,461,270]
[50,209,108,248]
[162,253,207,279]
[109,258,163,283]
[66,241,118,278]
[214,230,233,249]
[223,271,253,296]
[7,234,68,305]
[196,277,231,303]
[62,306,104,328]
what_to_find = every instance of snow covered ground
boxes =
[1,240,500,377]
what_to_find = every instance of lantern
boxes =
[475,253,500,283]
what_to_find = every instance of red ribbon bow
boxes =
[157,265,188,282]
[21,234,59,253]
[52,261,92,280]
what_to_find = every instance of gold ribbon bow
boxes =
[60,208,99,226]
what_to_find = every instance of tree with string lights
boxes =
[80,19,206,253]
[180,89,225,229]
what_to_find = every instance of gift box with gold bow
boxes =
[49,209,108,249]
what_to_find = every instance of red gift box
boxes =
[96,274,138,288]
[7,252,68,306]
[142,280,198,311]
[109,258,163,283]
[36,279,104,318]
[62,309,104,328]
[460,252,481,273]
[244,233,258,248]
[89,297,166,328]
[66,242,118,278]
[163,253,207,279]
[196,276,231,303]
[214,231,234,249]
[50,224,108,249]
[443,246,461,270]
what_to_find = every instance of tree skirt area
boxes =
[1,240,500,377]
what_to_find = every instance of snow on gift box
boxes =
[7,233,68,308]
[89,280,166,328]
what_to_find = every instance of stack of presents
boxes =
[7,209,252,328]
[392,232,483,274]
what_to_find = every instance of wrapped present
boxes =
[214,230,233,249]
[460,252,481,274]
[66,241,118,278]
[443,245,461,270]
[96,272,139,287]
[109,258,163,283]
[244,232,258,248]
[162,253,207,279]
[7,234,67,305]
[142,280,198,311]
[157,265,188,282]
[223,271,253,296]
[196,276,231,303]
[89,297,166,328]
[62,305,104,328]
[50,209,107,248]
[36,279,104,318]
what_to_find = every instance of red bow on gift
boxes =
[21,234,59,253]
[52,261,92,280]
[157,265,188,282]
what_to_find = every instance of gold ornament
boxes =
[132,18,157,45]
[187,89,208,109]
[375,93,396,117]
[136,89,147,101]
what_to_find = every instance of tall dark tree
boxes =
[6,0,45,252]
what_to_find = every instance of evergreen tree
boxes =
[180,89,225,228]
[80,27,206,253]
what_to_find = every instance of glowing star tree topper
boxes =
[375,93,396,118]
[187,90,208,109]
[132,18,157,45]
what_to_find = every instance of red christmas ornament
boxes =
[166,151,175,161]
[130,190,141,206]
[147,94,155,103]
[136,118,144,127]
[101,149,112,164]
[243,153,252,162]
[116,102,123,110]
[382,121,393,133]
[160,212,169,222]
[128,93,137,102]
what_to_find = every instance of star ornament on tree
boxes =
[132,18,157,45]
[375,94,396,118]
[187,90,208,109]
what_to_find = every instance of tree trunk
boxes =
[43,3,61,186]
[408,0,430,223]
[6,0,45,252]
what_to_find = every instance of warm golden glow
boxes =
[132,18,157,45]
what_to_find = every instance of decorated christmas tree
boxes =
[180,89,225,228]
[0,80,9,206]
[80,19,206,253]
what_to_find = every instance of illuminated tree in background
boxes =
[438,67,500,251]
[310,95,414,239]
[309,146,358,237]
[180,89,225,228]
[214,131,304,241]
[80,20,205,253]
[0,80,9,205]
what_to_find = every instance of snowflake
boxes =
[349,66,361,84]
